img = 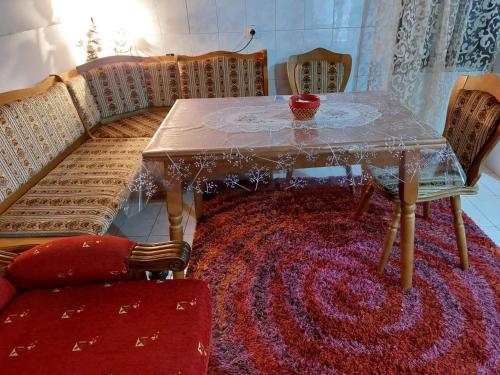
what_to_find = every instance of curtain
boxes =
[357,0,500,132]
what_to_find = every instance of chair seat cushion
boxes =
[6,236,136,290]
[0,138,149,237]
[0,279,211,374]
[369,163,466,198]
[92,111,167,138]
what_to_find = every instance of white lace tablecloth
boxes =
[201,97,382,133]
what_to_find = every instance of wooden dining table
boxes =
[142,92,462,288]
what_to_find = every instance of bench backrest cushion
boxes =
[142,60,180,108]
[5,235,136,289]
[82,63,148,119]
[178,54,266,99]
[0,277,16,311]
[0,83,85,203]
[66,75,101,129]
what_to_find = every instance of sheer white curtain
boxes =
[356,0,500,132]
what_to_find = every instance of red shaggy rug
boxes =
[188,186,499,375]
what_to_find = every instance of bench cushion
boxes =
[0,279,211,374]
[92,111,166,138]
[0,83,85,204]
[66,75,101,129]
[0,138,149,237]
[82,63,148,119]
[142,60,180,107]
[178,55,266,99]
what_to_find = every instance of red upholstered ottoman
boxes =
[0,236,211,375]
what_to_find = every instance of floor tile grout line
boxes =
[146,202,164,239]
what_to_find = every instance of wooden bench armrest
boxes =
[127,241,190,273]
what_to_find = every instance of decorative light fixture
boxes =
[77,17,102,62]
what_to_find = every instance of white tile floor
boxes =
[107,167,500,246]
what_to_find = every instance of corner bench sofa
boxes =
[0,50,268,248]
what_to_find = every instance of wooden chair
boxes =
[354,74,500,274]
[287,47,352,95]
[286,48,354,190]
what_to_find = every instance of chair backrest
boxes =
[0,76,87,213]
[177,50,268,99]
[444,74,500,186]
[287,48,352,95]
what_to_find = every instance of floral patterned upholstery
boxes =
[92,111,166,138]
[82,63,148,119]
[294,60,345,94]
[446,89,500,174]
[178,55,266,99]
[0,83,85,204]
[142,61,180,107]
[368,163,466,197]
[66,75,101,129]
[0,138,149,237]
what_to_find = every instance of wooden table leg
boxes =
[194,191,204,221]
[166,180,185,279]
[398,150,420,289]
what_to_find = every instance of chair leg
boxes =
[450,195,469,271]
[379,201,401,273]
[345,165,355,194]
[354,183,374,220]
[423,201,431,220]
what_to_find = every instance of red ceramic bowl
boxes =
[288,94,320,120]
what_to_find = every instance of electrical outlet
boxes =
[245,25,256,39]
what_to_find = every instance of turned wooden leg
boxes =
[423,201,430,220]
[399,149,419,289]
[450,195,469,271]
[354,183,374,220]
[166,180,185,279]
[345,165,355,194]
[400,202,416,288]
[379,202,401,273]
[194,191,203,221]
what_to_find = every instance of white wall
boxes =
[0,0,81,92]
[0,0,369,94]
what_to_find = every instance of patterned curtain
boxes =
[357,0,500,132]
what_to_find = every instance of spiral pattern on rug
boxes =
[188,186,499,375]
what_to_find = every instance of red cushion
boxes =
[6,236,136,290]
[0,279,211,374]
[0,278,16,311]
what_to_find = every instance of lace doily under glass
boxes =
[201,97,383,133]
